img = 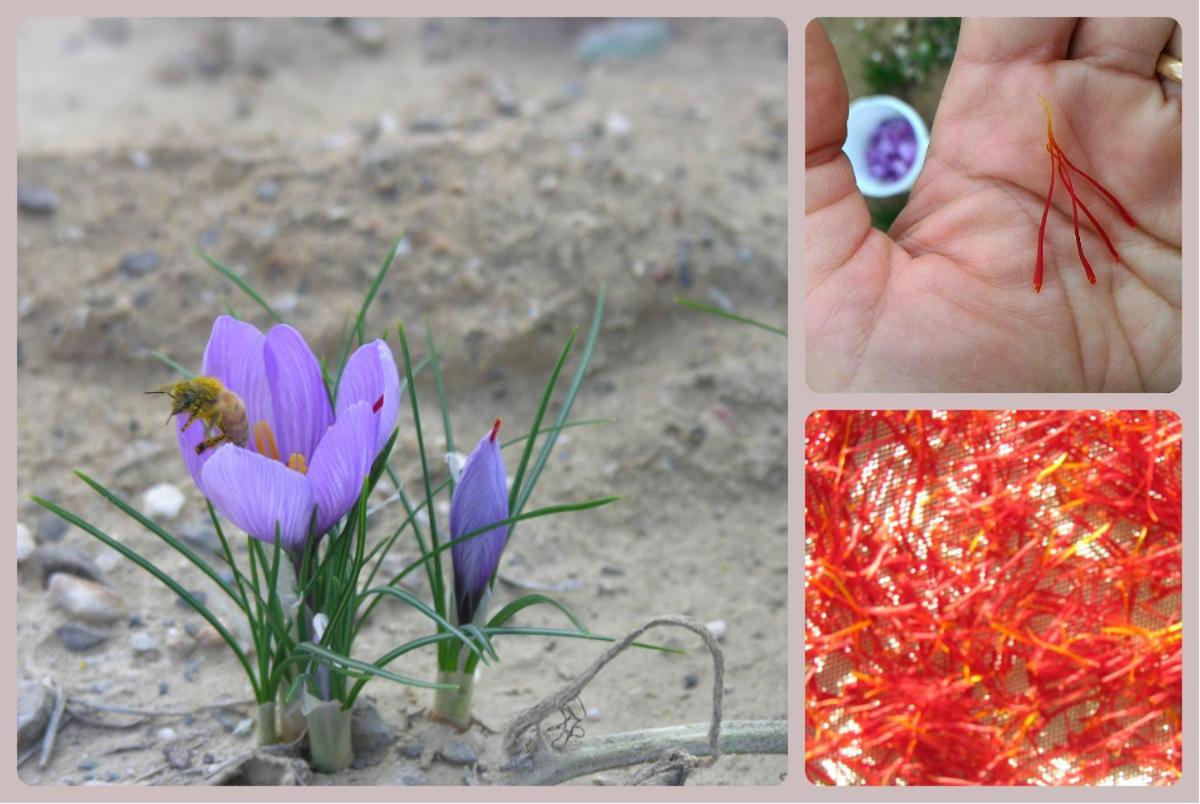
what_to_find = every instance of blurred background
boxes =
[822,17,960,230]
[17,19,787,786]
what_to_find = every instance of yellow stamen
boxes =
[1035,451,1068,482]
[1054,521,1112,565]
[254,421,281,462]
[1039,94,1055,142]
[287,452,308,475]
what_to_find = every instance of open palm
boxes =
[806,18,1181,391]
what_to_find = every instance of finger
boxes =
[804,20,878,296]
[954,18,1076,66]
[1164,21,1181,58]
[805,19,849,168]
[1068,17,1177,77]
[1161,22,1182,102]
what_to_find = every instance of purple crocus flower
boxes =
[450,420,509,626]
[175,315,400,550]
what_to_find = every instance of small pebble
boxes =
[211,707,241,732]
[165,626,196,658]
[142,483,185,519]
[129,631,160,656]
[17,680,53,751]
[586,707,602,721]
[78,759,98,771]
[16,522,35,562]
[18,182,59,215]
[198,227,221,248]
[36,511,69,543]
[129,150,151,169]
[255,180,279,203]
[118,250,161,278]
[706,287,734,313]
[683,672,700,690]
[491,81,520,117]
[193,624,226,650]
[31,544,104,586]
[159,682,169,696]
[273,292,299,314]
[156,727,177,743]
[56,624,113,652]
[48,573,124,624]
[163,739,192,770]
[233,718,253,737]
[604,111,632,139]
[409,118,446,134]
[396,771,427,785]
[92,547,122,574]
[343,17,385,51]
[704,619,727,641]
[179,520,221,554]
[439,739,478,765]
[351,699,395,765]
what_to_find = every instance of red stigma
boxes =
[489,418,502,443]
[372,395,384,413]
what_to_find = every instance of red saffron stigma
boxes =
[489,418,502,443]
[372,395,384,413]
[1033,97,1135,293]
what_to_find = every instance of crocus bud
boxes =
[449,420,508,626]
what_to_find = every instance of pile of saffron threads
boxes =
[805,410,1181,786]
[1034,97,1136,293]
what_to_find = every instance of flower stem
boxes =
[255,701,277,746]
[430,670,475,729]
[278,686,306,743]
[306,700,354,773]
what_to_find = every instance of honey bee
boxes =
[147,376,250,455]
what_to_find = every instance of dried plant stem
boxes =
[503,615,755,785]
[502,720,787,785]
[38,681,66,770]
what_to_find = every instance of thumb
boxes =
[805,20,849,168]
[805,21,877,285]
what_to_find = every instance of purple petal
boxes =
[450,422,509,625]
[175,414,218,495]
[201,446,315,550]
[336,340,400,455]
[306,401,377,535]
[264,324,333,462]
[200,315,271,426]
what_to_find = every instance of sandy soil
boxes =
[16,18,788,786]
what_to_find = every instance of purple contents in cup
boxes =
[866,117,917,182]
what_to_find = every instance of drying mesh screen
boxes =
[805,411,1181,786]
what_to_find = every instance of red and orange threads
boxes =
[1034,97,1136,293]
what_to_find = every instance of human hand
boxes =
[806,18,1181,391]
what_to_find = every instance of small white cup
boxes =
[844,95,930,198]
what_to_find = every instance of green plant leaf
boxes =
[674,296,787,337]
[198,250,283,323]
